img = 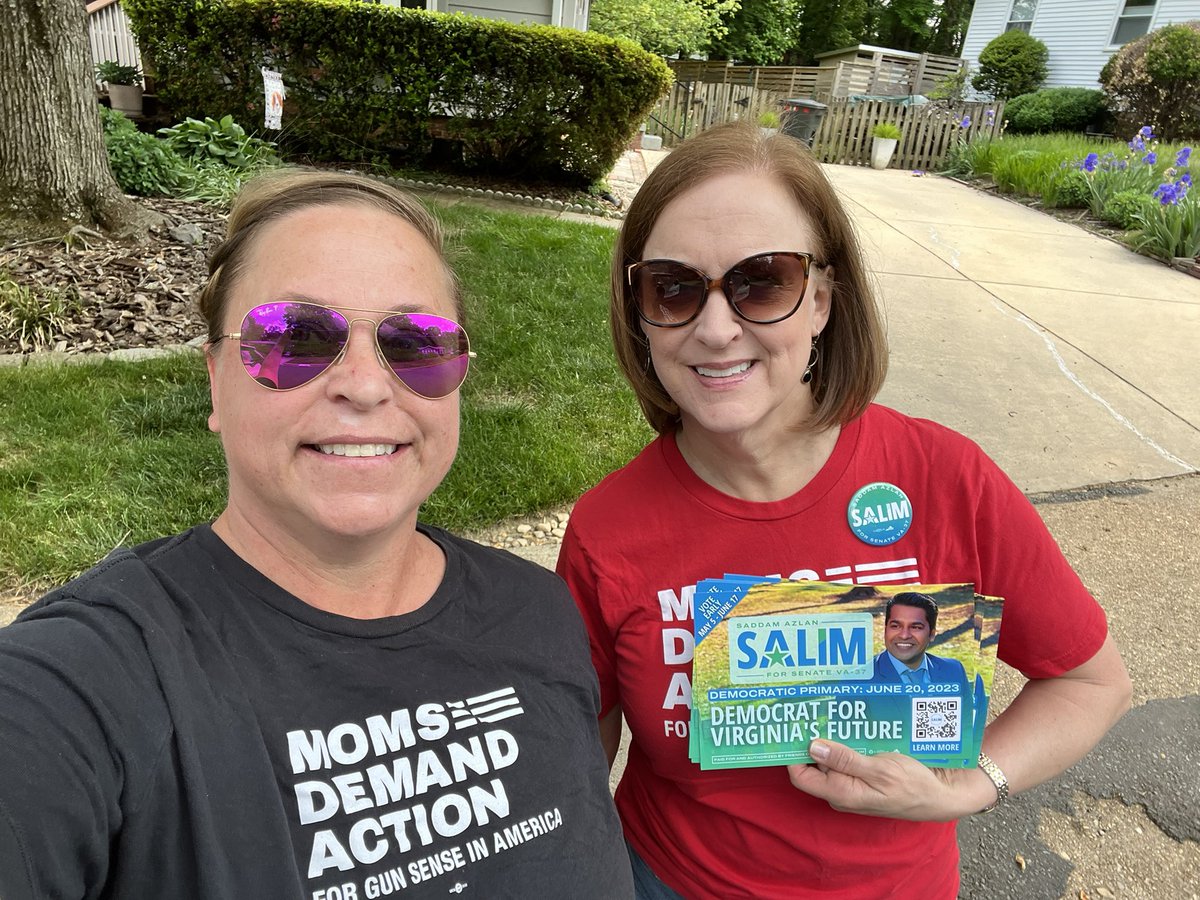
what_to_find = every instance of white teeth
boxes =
[316,443,398,457]
[694,361,751,378]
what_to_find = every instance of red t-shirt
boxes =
[557,404,1108,899]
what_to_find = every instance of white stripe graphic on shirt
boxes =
[447,687,525,729]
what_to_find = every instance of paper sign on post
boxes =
[262,67,285,130]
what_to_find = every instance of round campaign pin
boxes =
[847,482,913,546]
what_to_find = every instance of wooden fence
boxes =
[811,99,1005,170]
[646,91,1004,171]
[86,0,143,83]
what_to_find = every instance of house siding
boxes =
[962,0,1200,90]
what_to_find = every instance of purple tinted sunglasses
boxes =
[215,301,473,398]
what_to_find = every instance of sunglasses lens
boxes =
[238,302,348,390]
[377,314,471,399]
[631,262,705,325]
[728,253,810,323]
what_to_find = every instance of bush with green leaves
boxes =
[972,30,1049,100]
[159,115,278,169]
[99,107,187,196]
[871,122,901,140]
[1102,188,1150,229]
[1100,21,1200,141]
[95,60,142,86]
[122,0,672,185]
[1005,87,1112,135]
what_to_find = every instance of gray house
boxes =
[960,0,1200,88]
[378,0,589,29]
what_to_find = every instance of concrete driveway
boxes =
[825,164,1199,491]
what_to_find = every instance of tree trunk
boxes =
[0,0,157,239]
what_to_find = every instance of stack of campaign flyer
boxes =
[688,579,1003,770]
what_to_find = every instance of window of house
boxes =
[1111,0,1156,44]
[1006,0,1038,33]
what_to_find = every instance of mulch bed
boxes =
[0,197,221,355]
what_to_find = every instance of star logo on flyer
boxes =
[846,482,912,546]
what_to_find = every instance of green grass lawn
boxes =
[0,202,653,592]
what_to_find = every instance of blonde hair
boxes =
[198,170,463,341]
[611,123,887,434]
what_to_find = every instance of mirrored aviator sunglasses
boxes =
[627,251,818,327]
[221,301,472,399]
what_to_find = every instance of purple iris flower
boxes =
[1129,135,1146,152]
[1177,147,1193,167]
[1153,182,1179,205]
[1139,125,1154,138]
[986,109,995,125]
[1143,151,1157,165]
[1081,153,1099,173]
[960,115,971,128]
[1181,173,1193,187]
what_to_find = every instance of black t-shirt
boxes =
[0,524,632,899]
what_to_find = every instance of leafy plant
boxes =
[1128,170,1195,259]
[1005,87,1113,135]
[158,116,278,170]
[758,110,782,129]
[871,122,901,140]
[972,30,1049,100]
[1102,189,1150,229]
[589,0,738,57]
[0,275,84,352]
[1100,21,1200,141]
[95,60,142,86]
[99,106,186,196]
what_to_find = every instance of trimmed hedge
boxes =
[122,0,672,185]
[972,30,1049,100]
[1004,87,1112,134]
[1100,20,1200,141]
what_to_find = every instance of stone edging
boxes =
[382,174,626,220]
[0,340,205,369]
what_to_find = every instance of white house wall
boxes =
[962,0,1200,90]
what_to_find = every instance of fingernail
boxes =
[810,740,830,762]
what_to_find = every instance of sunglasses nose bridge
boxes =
[335,315,388,373]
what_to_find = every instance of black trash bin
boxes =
[780,98,828,145]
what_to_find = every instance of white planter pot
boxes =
[107,84,144,117]
[870,136,898,170]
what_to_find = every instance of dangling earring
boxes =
[643,344,653,374]
[801,336,819,385]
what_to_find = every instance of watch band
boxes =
[977,751,1010,813]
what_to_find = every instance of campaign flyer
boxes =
[690,580,1000,770]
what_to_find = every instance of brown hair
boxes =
[199,169,463,342]
[611,123,888,434]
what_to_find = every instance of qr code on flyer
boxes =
[912,698,962,741]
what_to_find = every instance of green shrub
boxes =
[1043,166,1091,208]
[972,30,1049,100]
[1100,21,1200,141]
[99,107,186,196]
[95,60,142,86]
[1005,87,1112,134]
[1102,188,1150,228]
[159,115,278,169]
[871,122,901,140]
[123,0,672,186]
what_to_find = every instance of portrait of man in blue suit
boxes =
[873,592,967,687]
